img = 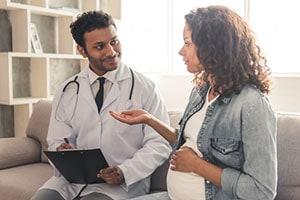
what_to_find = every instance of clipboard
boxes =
[44,149,109,184]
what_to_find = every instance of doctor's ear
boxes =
[77,45,87,58]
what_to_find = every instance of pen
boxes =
[64,138,69,144]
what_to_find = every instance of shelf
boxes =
[101,0,121,20]
[12,97,49,105]
[4,8,75,53]
[4,52,85,59]
[49,58,82,96]
[0,0,122,137]
[1,0,121,19]
[1,1,79,17]
[0,53,87,105]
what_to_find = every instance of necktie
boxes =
[95,77,105,112]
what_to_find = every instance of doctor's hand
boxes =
[56,143,73,151]
[97,166,124,185]
[109,109,152,125]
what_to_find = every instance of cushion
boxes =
[275,186,300,200]
[276,113,300,200]
[128,191,170,200]
[26,100,52,162]
[277,113,300,186]
[150,160,169,191]
[0,137,40,169]
[168,111,182,129]
[0,163,52,200]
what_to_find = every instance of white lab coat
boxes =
[41,64,172,200]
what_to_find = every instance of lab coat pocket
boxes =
[210,138,243,169]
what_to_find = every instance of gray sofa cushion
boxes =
[276,186,300,200]
[26,100,52,162]
[12,101,300,200]
[168,111,182,129]
[276,113,300,199]
[150,160,169,192]
[0,137,40,169]
[129,191,170,200]
[0,163,52,200]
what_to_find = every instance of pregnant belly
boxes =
[167,168,205,200]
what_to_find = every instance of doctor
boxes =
[31,11,171,200]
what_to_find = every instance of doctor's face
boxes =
[78,25,121,76]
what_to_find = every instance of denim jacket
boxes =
[173,84,277,200]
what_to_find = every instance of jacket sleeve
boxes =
[221,96,277,199]
[118,83,172,190]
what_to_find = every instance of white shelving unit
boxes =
[0,0,121,137]
[0,52,88,105]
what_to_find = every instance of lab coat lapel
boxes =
[100,82,120,113]
[100,64,131,113]
[77,68,99,114]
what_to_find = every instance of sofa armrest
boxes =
[0,137,41,169]
[150,159,170,192]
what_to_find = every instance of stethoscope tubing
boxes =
[55,68,135,122]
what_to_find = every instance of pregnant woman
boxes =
[111,6,277,200]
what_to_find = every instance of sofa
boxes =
[0,100,299,200]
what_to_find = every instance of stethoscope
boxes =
[55,68,135,122]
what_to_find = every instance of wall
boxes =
[148,74,300,113]
[269,76,300,113]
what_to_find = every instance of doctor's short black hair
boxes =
[70,10,116,48]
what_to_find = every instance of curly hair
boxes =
[70,10,116,48]
[185,6,271,95]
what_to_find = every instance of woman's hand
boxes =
[109,109,152,125]
[170,146,201,173]
[111,109,177,144]
[170,147,223,187]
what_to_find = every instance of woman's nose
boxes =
[178,47,184,56]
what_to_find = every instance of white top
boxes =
[167,89,219,200]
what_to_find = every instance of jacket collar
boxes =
[218,95,232,104]
[197,83,232,105]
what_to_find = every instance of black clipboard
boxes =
[44,149,109,184]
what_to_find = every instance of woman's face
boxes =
[179,23,203,73]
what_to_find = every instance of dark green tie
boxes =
[95,77,105,112]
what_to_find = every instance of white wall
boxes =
[148,74,300,113]
[269,76,300,113]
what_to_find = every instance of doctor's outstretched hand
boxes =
[109,110,152,125]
